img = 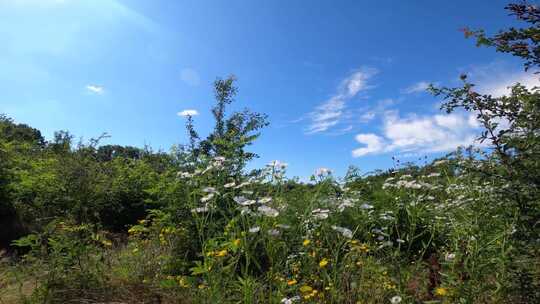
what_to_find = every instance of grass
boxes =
[3,152,537,303]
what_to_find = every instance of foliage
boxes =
[1,2,539,303]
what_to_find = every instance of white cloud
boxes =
[306,67,377,134]
[180,68,201,86]
[465,61,540,97]
[86,84,104,95]
[352,133,385,157]
[403,81,431,94]
[177,109,199,117]
[478,72,539,97]
[352,111,482,157]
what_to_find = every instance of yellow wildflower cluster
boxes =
[177,276,190,288]
[159,227,177,245]
[287,279,297,286]
[128,225,148,236]
[319,258,329,268]
[300,285,319,300]
[383,280,397,290]
[101,239,112,247]
[349,240,370,253]
[435,287,448,296]
[206,249,228,257]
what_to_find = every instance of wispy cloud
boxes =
[306,67,377,134]
[180,68,201,87]
[177,109,199,117]
[357,98,396,123]
[86,84,104,95]
[359,111,376,123]
[402,81,432,94]
[352,111,482,157]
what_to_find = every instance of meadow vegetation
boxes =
[1,3,539,303]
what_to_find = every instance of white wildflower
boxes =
[224,182,236,188]
[390,295,402,304]
[267,229,280,237]
[314,167,332,176]
[276,224,291,229]
[177,172,192,178]
[380,214,395,221]
[235,181,251,189]
[268,160,288,169]
[360,203,374,210]
[281,296,300,304]
[433,160,448,166]
[191,206,209,213]
[312,208,330,220]
[445,253,456,262]
[382,182,394,189]
[213,156,226,162]
[234,196,256,206]
[249,226,260,233]
[258,205,279,217]
[258,197,272,204]
[331,225,353,238]
[240,207,254,216]
[202,187,217,193]
[200,193,215,203]
[338,199,354,212]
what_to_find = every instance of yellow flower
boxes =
[303,239,311,246]
[198,284,207,289]
[300,285,313,293]
[216,249,228,257]
[287,279,297,286]
[358,243,369,252]
[233,239,241,246]
[101,239,112,247]
[435,287,448,296]
[319,258,329,268]
[177,276,189,288]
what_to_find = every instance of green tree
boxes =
[431,2,540,220]
[195,76,269,175]
[430,3,540,301]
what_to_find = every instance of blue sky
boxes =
[1,0,538,179]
